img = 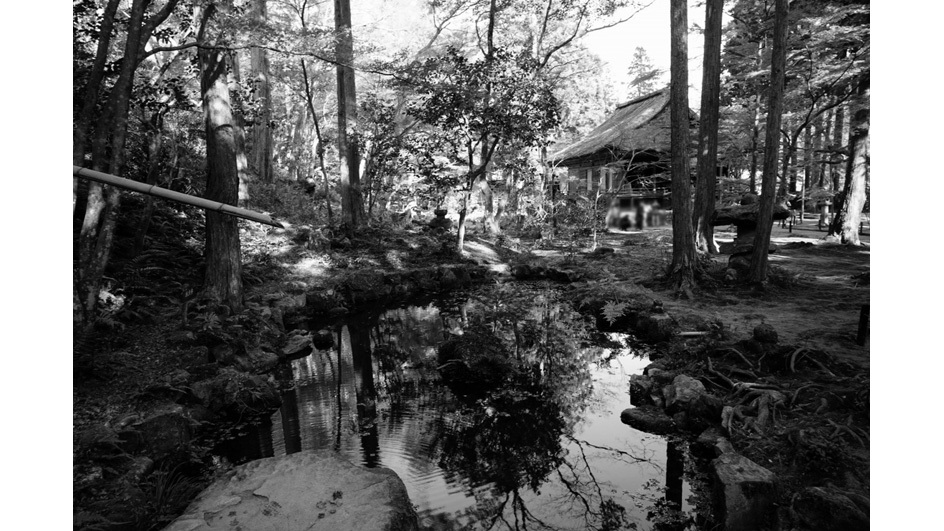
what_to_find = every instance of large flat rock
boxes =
[712,452,777,531]
[164,450,417,531]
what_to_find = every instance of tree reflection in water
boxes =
[251,285,688,530]
[429,286,658,530]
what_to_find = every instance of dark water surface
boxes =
[228,288,694,530]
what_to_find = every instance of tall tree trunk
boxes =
[77,0,149,319]
[250,0,274,182]
[200,25,244,309]
[301,59,334,223]
[335,0,363,230]
[74,0,121,168]
[692,0,723,254]
[747,0,789,284]
[830,76,869,243]
[669,0,695,294]
[747,37,766,195]
[830,102,845,192]
[228,51,252,206]
[818,108,832,188]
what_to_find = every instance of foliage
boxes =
[407,46,561,186]
[602,300,629,326]
[625,46,662,99]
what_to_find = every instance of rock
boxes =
[274,294,307,310]
[312,330,335,350]
[792,487,869,531]
[439,268,458,288]
[664,375,707,415]
[210,343,237,365]
[592,246,615,256]
[428,215,452,230]
[512,264,532,279]
[238,349,280,373]
[713,202,790,228]
[620,406,676,435]
[635,313,676,342]
[629,374,654,406]
[128,456,155,484]
[712,453,778,531]
[753,323,779,344]
[163,450,418,531]
[645,367,677,387]
[280,334,314,361]
[695,427,736,457]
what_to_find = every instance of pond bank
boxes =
[74,225,869,530]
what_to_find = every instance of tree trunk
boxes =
[77,0,149,318]
[831,76,869,243]
[819,108,832,188]
[747,0,789,284]
[830,102,845,192]
[201,42,244,309]
[73,0,121,168]
[250,0,274,183]
[301,59,333,223]
[335,0,363,230]
[227,51,252,206]
[669,0,695,294]
[457,189,471,253]
[692,0,723,254]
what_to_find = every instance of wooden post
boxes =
[856,304,869,346]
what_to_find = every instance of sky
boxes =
[584,0,717,105]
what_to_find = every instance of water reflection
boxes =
[231,287,694,530]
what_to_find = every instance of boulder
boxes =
[712,453,778,531]
[280,333,314,361]
[312,330,336,350]
[664,375,707,415]
[694,427,736,457]
[620,406,676,435]
[635,313,676,342]
[237,349,280,373]
[753,323,779,344]
[163,450,418,531]
[629,374,654,407]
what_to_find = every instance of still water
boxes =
[227,288,694,530]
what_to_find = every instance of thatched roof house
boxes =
[549,88,697,201]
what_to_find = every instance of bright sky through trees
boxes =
[585,0,726,103]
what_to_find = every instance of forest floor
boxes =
[74,211,869,530]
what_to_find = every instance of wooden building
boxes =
[549,88,698,228]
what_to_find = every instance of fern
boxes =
[601,300,629,325]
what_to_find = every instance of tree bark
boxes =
[831,75,869,244]
[73,0,121,168]
[692,0,723,254]
[228,51,252,206]
[200,13,244,310]
[77,0,149,317]
[301,59,334,223]
[830,102,845,192]
[250,0,274,182]
[669,0,695,294]
[335,0,363,230]
[747,0,789,284]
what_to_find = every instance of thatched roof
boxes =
[550,88,695,166]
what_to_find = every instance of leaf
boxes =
[601,300,628,326]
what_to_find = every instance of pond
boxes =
[224,285,696,530]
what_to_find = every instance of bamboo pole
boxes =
[73,166,284,228]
